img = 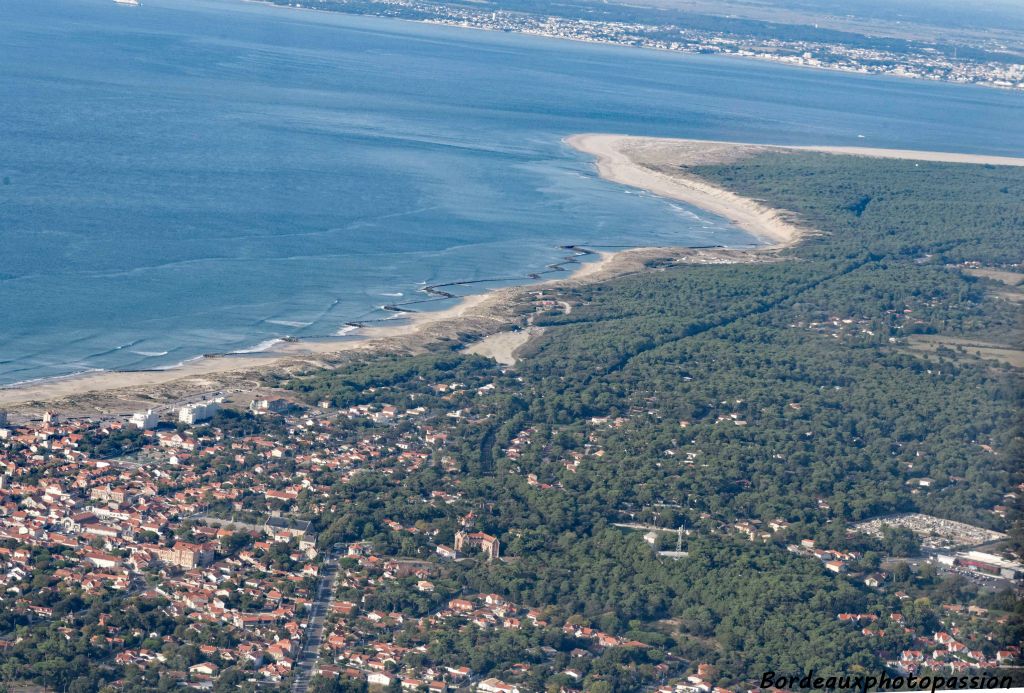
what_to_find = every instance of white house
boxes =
[367,672,394,687]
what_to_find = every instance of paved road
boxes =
[612,522,678,532]
[291,545,344,693]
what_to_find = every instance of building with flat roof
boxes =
[956,551,1022,580]
[264,516,312,542]
[179,401,220,425]
[130,409,159,429]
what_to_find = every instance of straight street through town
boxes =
[291,544,344,693]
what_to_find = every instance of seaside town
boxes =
[4,0,1024,687]
[272,0,1024,90]
[1,136,1023,692]
[0,333,1020,692]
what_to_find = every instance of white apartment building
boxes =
[129,409,160,429]
[178,401,220,425]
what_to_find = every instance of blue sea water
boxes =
[1,0,1022,385]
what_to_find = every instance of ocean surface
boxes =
[1,0,1022,386]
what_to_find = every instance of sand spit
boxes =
[565,134,807,249]
[565,134,1024,249]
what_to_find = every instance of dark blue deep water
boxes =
[1,0,1021,384]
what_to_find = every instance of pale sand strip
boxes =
[0,245,753,414]
[0,291,494,409]
[565,134,806,249]
[0,249,650,412]
[790,146,1024,167]
[565,134,1024,250]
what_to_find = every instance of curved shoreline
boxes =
[7,134,1013,414]
[563,134,1024,254]
[564,134,807,250]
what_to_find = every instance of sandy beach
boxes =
[789,145,1024,166]
[565,134,807,249]
[8,133,1013,416]
[0,247,679,416]
[0,290,496,412]
[0,242,759,418]
[565,134,1024,248]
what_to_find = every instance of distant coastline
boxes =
[241,0,1024,92]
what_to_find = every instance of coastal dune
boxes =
[565,134,1024,249]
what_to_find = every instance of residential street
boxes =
[291,544,344,693]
